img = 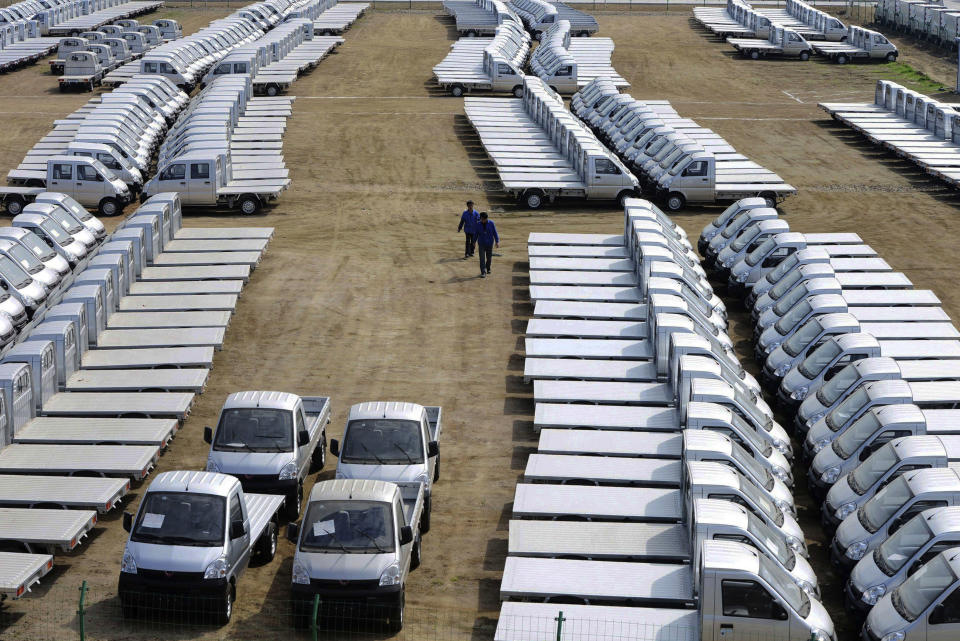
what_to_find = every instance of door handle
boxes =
[720,624,733,629]
[204,181,210,184]
[179,182,186,185]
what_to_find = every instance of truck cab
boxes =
[153,19,182,41]
[704,208,778,269]
[331,402,441,532]
[689,378,791,458]
[805,379,914,455]
[698,197,767,254]
[715,219,791,277]
[0,238,60,291]
[747,247,834,306]
[287,479,421,631]
[728,232,810,294]
[683,431,795,503]
[67,142,143,192]
[59,51,102,91]
[0,226,69,278]
[797,357,910,428]
[50,36,87,72]
[204,391,331,518]
[86,43,116,72]
[41,157,130,216]
[12,211,87,266]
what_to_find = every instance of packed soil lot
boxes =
[2,6,960,641]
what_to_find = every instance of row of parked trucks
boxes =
[699,197,960,640]
[694,0,847,42]
[875,0,960,48]
[496,199,836,641]
[442,0,521,38]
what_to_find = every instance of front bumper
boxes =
[844,579,873,618]
[830,537,858,573]
[820,500,843,533]
[118,571,228,601]
[807,467,830,503]
[291,581,402,611]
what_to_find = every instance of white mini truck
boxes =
[288,479,423,632]
[118,471,284,624]
[204,391,331,519]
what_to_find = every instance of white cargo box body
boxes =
[0,443,158,480]
[150,251,262,267]
[65,368,207,393]
[0,552,54,600]
[532,300,648,320]
[524,453,682,486]
[537,429,682,457]
[162,238,268,253]
[0,507,97,552]
[40,391,193,419]
[528,244,628,258]
[174,227,274,240]
[534,380,675,405]
[81,346,214,370]
[534,403,679,431]
[524,358,657,382]
[13,416,179,447]
[0,474,128,512]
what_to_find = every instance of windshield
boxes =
[827,387,869,431]
[731,226,762,252]
[0,255,34,289]
[721,213,749,239]
[770,268,802,300]
[759,552,809,617]
[730,441,773,490]
[745,238,775,267]
[130,492,225,547]
[340,419,424,465]
[893,554,956,621]
[747,510,793,566]
[729,412,774,457]
[835,412,884,461]
[783,320,823,357]
[740,476,780,523]
[877,514,933,575]
[773,301,812,335]
[299,499,395,554]
[798,340,841,378]
[861,476,912,533]
[711,204,738,227]
[18,235,56,262]
[767,254,800,284]
[817,363,862,405]
[4,244,43,274]
[773,285,809,316]
[212,408,293,453]
[39,219,72,245]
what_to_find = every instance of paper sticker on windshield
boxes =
[312,519,335,537]
[141,513,165,529]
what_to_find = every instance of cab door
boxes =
[157,163,187,197]
[187,162,214,205]
[678,160,712,203]
[75,163,107,207]
[926,584,960,641]
[712,578,792,640]
[589,157,626,198]
[227,491,252,574]
[48,162,74,195]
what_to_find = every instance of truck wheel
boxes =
[578,30,589,37]
[450,84,464,97]
[512,85,523,98]
[836,54,847,64]
[238,194,261,215]
[760,192,776,208]
[265,83,279,97]
[886,52,897,61]
[665,192,685,211]
[215,584,233,625]
[98,197,121,217]
[465,30,477,37]
[523,189,545,209]
[255,522,277,564]
[433,453,440,482]
[387,589,405,633]
[616,190,635,208]
[5,196,24,216]
[799,51,810,61]
[410,534,422,570]
[420,494,432,534]
[286,484,303,520]
[750,50,759,60]
[310,430,326,472]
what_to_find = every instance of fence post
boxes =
[310,595,320,641]
[554,611,565,641]
[77,581,88,641]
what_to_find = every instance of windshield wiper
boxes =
[220,441,254,452]
[359,442,386,465]
[355,528,387,553]
[391,443,414,464]
[156,535,210,546]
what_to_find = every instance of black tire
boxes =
[310,430,326,472]
[265,83,279,97]
[523,189,545,209]
[255,522,277,563]
[98,197,121,217]
[433,454,440,483]
[465,30,477,37]
[836,54,847,65]
[410,534,422,570]
[420,494,432,534]
[886,52,897,62]
[286,483,303,520]
[578,30,589,37]
[5,196,24,216]
[665,192,685,212]
[512,85,523,98]
[215,584,233,626]
[387,589,405,633]
[450,84,464,97]
[617,190,635,208]
[750,50,759,60]
[799,51,810,61]
[238,194,261,215]
[760,192,776,208]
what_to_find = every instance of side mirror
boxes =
[772,601,788,621]
[203,426,212,444]
[428,441,439,457]
[399,525,413,546]
[230,520,246,539]
[286,522,299,543]
[122,511,133,532]
[297,430,310,447]
[329,439,339,457]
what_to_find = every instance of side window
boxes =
[160,62,174,74]
[65,328,75,350]
[394,500,405,528]
[159,164,185,181]
[143,61,157,73]
[929,586,960,624]
[594,158,620,175]
[683,161,708,177]
[762,247,790,267]
[497,63,514,75]
[213,63,230,74]
[229,494,243,528]
[42,347,53,370]
[722,580,785,620]
[190,163,210,180]
[294,409,305,435]
[77,165,100,181]
[892,501,949,533]
[556,65,572,77]
[96,153,120,169]
[52,163,72,180]
[233,63,247,73]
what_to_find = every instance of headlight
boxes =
[813,438,831,454]
[292,562,310,585]
[379,563,401,587]
[846,541,868,561]
[774,362,792,378]
[785,536,806,555]
[811,630,831,641]
[790,386,809,401]
[120,550,137,574]
[862,584,886,606]
[771,466,792,485]
[775,499,796,517]
[836,502,857,521]
[205,458,220,473]
[880,632,904,641]
[721,256,735,268]
[807,411,826,425]
[203,556,228,580]
[734,270,748,283]
[797,580,818,600]
[820,466,841,485]
[773,439,792,457]
[278,461,298,480]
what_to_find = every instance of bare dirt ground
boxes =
[1,7,960,641]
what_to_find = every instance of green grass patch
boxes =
[875,61,950,94]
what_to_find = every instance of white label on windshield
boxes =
[312,519,335,537]
[142,513,164,528]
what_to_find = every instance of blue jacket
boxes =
[475,219,499,246]
[458,209,480,234]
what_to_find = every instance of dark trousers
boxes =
[478,244,493,274]
[463,231,476,256]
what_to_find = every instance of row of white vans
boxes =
[821,80,960,192]
[876,0,960,48]
[442,0,519,37]
[49,19,181,76]
[701,199,960,641]
[495,199,837,641]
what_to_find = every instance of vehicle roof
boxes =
[686,401,732,423]
[694,498,749,527]
[925,507,960,536]
[874,404,926,426]
[837,333,880,349]
[222,390,299,412]
[148,470,238,497]
[4,341,51,359]
[348,401,426,422]
[701,539,760,573]
[308,479,399,503]
[903,467,960,493]
[852,357,901,376]
[0,361,29,380]
[861,379,913,398]
[687,461,739,487]
[683,430,731,453]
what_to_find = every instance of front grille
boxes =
[309,579,380,590]
[138,569,204,581]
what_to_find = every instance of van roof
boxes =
[694,498,749,527]
[148,470,238,497]
[308,479,398,503]
[223,391,299,412]
[701,539,760,573]
[348,401,425,423]
[904,467,960,494]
